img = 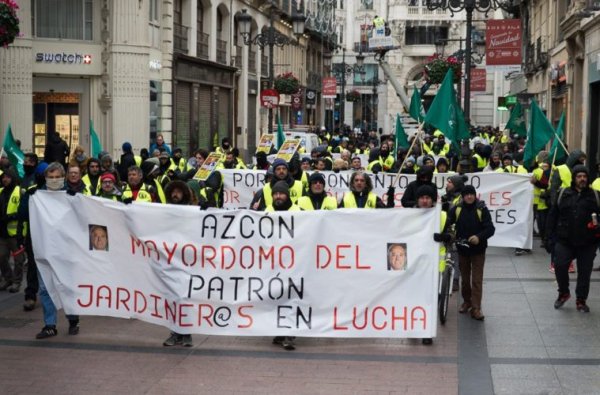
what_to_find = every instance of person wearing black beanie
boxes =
[448,184,495,321]
[297,172,337,210]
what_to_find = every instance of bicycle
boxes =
[437,239,468,325]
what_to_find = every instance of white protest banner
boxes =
[31,192,439,338]
[221,170,533,248]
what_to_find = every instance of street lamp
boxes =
[426,0,517,122]
[435,37,486,113]
[330,46,365,130]
[237,4,306,134]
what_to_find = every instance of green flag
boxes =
[276,113,285,150]
[395,114,409,150]
[523,100,555,167]
[505,101,527,137]
[409,86,425,122]
[423,69,469,149]
[90,120,103,159]
[548,111,567,162]
[2,124,24,178]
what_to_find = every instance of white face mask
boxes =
[46,177,64,191]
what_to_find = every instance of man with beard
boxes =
[546,165,600,312]
[339,171,390,209]
[250,159,303,211]
[297,172,337,210]
[448,185,495,321]
[122,165,160,203]
[264,181,299,350]
[162,180,195,347]
[21,153,39,190]
[400,165,438,208]
[82,159,102,196]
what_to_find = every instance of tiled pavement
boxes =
[0,243,599,394]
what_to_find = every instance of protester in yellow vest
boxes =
[417,184,452,345]
[122,165,160,203]
[549,150,586,205]
[297,173,338,210]
[339,171,389,209]
[250,158,304,211]
[531,154,551,248]
[0,168,25,293]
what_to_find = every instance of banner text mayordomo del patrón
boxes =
[31,192,440,338]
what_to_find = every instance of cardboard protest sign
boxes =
[256,134,274,154]
[275,139,300,162]
[193,152,222,181]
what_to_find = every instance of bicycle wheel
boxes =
[438,266,452,325]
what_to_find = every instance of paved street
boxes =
[1,242,599,395]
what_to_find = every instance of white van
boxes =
[276,130,320,154]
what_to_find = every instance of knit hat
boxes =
[272,158,288,170]
[436,157,449,167]
[416,185,436,200]
[271,180,290,197]
[159,151,170,159]
[572,164,589,177]
[448,175,466,190]
[100,173,116,183]
[308,172,326,185]
[461,185,477,196]
[122,142,132,153]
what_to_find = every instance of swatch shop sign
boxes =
[35,52,92,65]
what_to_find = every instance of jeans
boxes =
[38,272,78,327]
[554,242,596,300]
[459,253,486,310]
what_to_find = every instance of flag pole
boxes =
[392,122,424,186]
[552,130,569,154]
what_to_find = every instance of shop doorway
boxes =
[33,92,80,159]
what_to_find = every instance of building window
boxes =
[405,26,448,45]
[33,0,93,40]
[361,0,373,9]
[149,0,159,23]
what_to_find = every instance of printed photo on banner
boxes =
[256,134,274,154]
[89,224,109,251]
[193,152,222,181]
[276,139,300,162]
[387,243,407,271]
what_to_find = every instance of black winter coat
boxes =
[448,200,495,256]
[547,187,600,247]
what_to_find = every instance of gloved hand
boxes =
[66,189,77,196]
[387,186,395,206]
[122,197,133,205]
[433,232,452,243]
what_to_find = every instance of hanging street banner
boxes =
[470,68,487,92]
[485,19,522,71]
[31,192,440,338]
[322,77,337,98]
[220,170,533,249]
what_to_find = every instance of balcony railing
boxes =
[354,42,373,53]
[217,39,227,64]
[249,50,256,73]
[196,32,209,59]
[407,6,446,15]
[174,22,189,53]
